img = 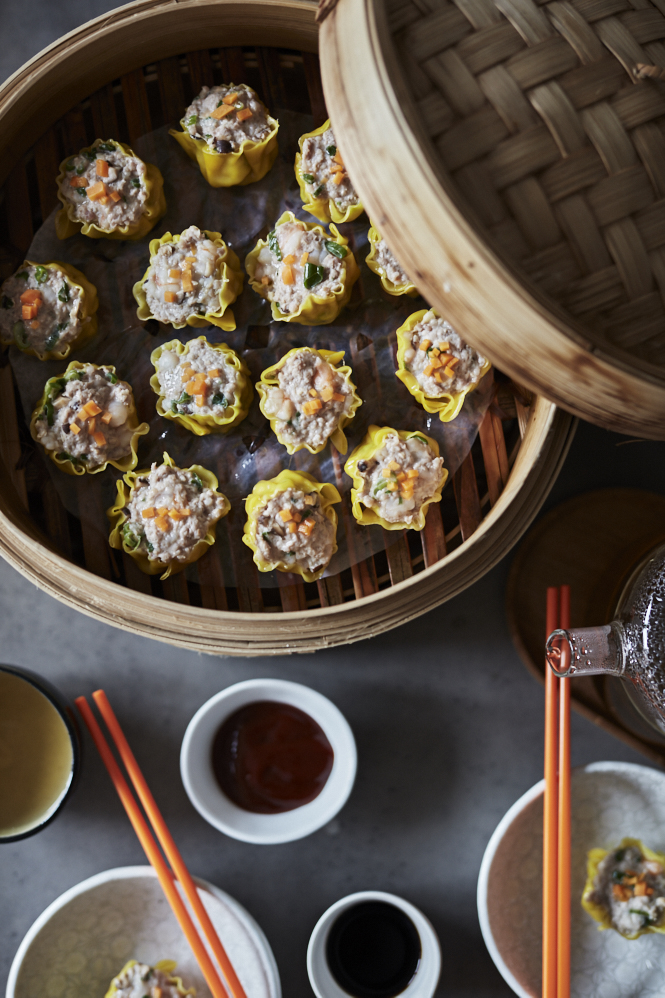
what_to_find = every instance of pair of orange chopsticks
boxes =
[75,690,247,998]
[543,585,571,998]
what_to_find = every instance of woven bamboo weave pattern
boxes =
[388,0,665,365]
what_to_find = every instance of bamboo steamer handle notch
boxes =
[633,63,665,81]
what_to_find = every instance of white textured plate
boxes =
[477,762,665,998]
[7,866,281,998]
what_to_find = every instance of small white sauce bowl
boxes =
[180,678,357,844]
[307,890,441,998]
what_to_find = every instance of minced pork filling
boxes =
[110,962,184,998]
[33,365,136,468]
[262,351,353,450]
[155,338,240,418]
[255,487,335,575]
[375,238,410,287]
[59,141,148,230]
[143,226,228,325]
[123,462,227,563]
[587,845,665,936]
[0,264,84,357]
[403,313,486,397]
[300,126,359,212]
[183,84,273,152]
[354,433,444,524]
[253,221,344,315]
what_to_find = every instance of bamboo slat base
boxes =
[0,0,576,655]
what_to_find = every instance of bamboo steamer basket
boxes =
[0,0,575,655]
[319,0,665,438]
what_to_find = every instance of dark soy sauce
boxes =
[326,901,422,998]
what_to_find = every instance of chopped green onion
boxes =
[262,531,272,540]
[56,451,72,462]
[49,378,67,397]
[268,230,282,261]
[104,369,118,384]
[615,849,626,862]
[612,870,625,883]
[97,142,116,152]
[171,401,178,414]
[65,159,75,171]
[146,541,154,553]
[234,101,244,109]
[412,435,428,446]
[84,148,96,160]
[131,178,141,188]
[325,239,347,259]
[1,295,13,309]
[142,968,154,980]
[303,263,326,289]
[373,480,389,494]
[211,392,228,408]
[34,266,48,284]
[187,114,198,125]
[77,188,87,196]
[121,523,142,551]
[177,390,192,405]
[216,100,224,108]
[190,473,203,491]
[76,164,87,175]
[65,369,82,382]
[42,399,55,426]
[302,173,316,183]
[16,271,29,280]
[58,282,70,303]
[326,144,337,155]
[312,185,325,197]
[44,329,61,352]
[13,321,27,348]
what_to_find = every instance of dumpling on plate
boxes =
[105,959,194,997]
[582,837,665,938]
[295,120,363,224]
[365,223,418,297]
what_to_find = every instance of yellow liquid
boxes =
[0,672,74,838]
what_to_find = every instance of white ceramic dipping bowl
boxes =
[180,678,357,844]
[307,890,442,998]
[6,865,280,998]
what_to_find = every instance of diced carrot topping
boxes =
[302,399,322,414]
[447,356,460,367]
[298,522,314,536]
[157,506,169,516]
[419,339,432,352]
[237,108,253,121]
[211,104,234,119]
[287,520,298,533]
[304,495,316,505]
[430,347,440,358]
[109,190,122,202]
[69,176,88,188]
[182,508,191,515]
[283,254,296,265]
[278,509,292,522]
[309,388,318,398]
[185,256,196,263]
[164,291,177,303]
[101,412,113,424]
[155,515,170,532]
[333,172,344,185]
[444,366,455,378]
[386,481,399,492]
[282,265,295,285]
[320,386,334,402]
[88,418,96,434]
[407,468,419,479]
[96,159,109,177]
[396,472,407,482]
[304,516,316,527]
[195,394,206,407]
[22,304,37,320]
[82,401,102,417]
[99,195,111,205]
[434,372,442,383]
[332,392,345,402]
[292,511,302,523]
[69,422,80,434]
[208,369,221,378]
[169,269,181,279]
[381,467,392,477]
[142,507,156,519]
[438,341,450,350]
[423,364,435,377]
[300,252,309,266]
[261,275,270,285]
[181,273,194,293]
[634,882,648,896]
[86,181,107,200]
[93,431,106,446]
[30,320,40,329]
[388,461,400,470]
[334,151,344,165]
[20,289,42,304]
[430,355,443,369]
[222,92,239,104]
[168,508,184,520]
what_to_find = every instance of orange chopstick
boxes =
[92,690,248,998]
[543,586,560,998]
[75,696,230,998]
[557,585,571,998]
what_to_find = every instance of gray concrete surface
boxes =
[3,6,665,996]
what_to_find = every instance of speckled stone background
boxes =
[3,7,665,996]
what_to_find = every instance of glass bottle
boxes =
[546,541,665,735]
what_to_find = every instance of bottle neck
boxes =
[546,623,626,678]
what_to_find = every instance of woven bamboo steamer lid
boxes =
[319,0,665,438]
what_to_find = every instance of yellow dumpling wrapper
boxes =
[10,260,99,361]
[150,337,252,436]
[29,360,148,477]
[242,469,341,583]
[256,347,361,455]
[395,308,491,423]
[169,85,279,187]
[295,119,364,224]
[365,224,418,298]
[582,837,665,939]
[107,451,230,580]
[105,959,195,997]
[245,210,360,326]
[133,229,243,332]
[344,425,448,532]
[55,139,166,241]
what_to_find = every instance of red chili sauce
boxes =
[211,700,334,813]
